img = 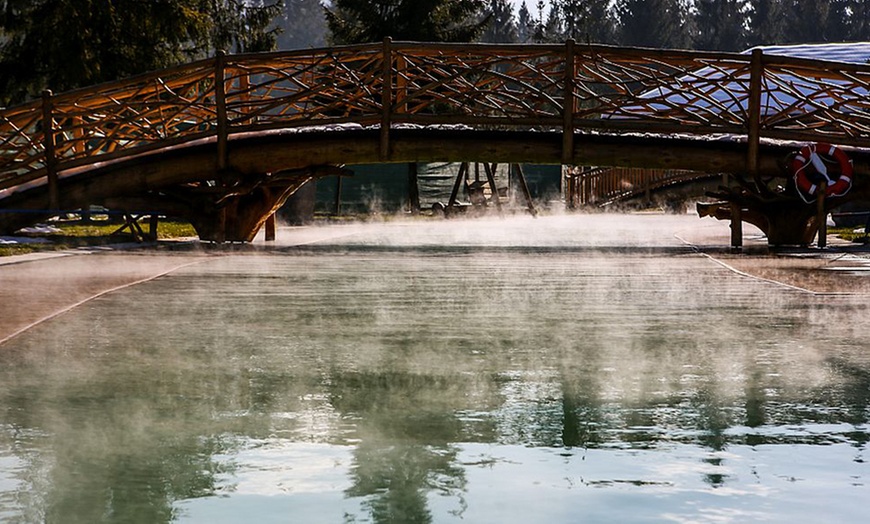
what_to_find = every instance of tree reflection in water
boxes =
[331,372,470,523]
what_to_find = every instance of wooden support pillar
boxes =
[41,90,59,210]
[483,162,503,215]
[148,214,159,242]
[513,164,537,217]
[448,162,468,209]
[265,213,276,241]
[334,176,343,215]
[730,202,743,252]
[816,183,827,249]
[408,162,420,214]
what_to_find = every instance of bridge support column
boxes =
[188,182,302,242]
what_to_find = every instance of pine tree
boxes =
[324,0,488,44]
[539,3,565,42]
[558,0,615,44]
[694,0,747,51]
[784,0,836,43]
[274,0,328,49]
[615,0,690,49]
[839,0,870,41]
[480,0,519,43]
[209,0,283,54]
[747,0,788,46]
[0,0,281,106]
[516,2,537,42]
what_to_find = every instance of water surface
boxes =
[0,215,867,523]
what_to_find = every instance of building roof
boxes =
[746,42,870,64]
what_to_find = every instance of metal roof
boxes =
[747,42,870,64]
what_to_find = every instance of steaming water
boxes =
[0,215,867,523]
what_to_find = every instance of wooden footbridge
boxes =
[2,40,870,241]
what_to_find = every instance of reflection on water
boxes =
[0,217,868,523]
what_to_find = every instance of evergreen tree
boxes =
[480,0,519,43]
[784,0,836,43]
[615,0,690,48]
[693,0,747,51]
[274,0,328,49]
[210,0,283,54]
[539,2,565,42]
[838,0,870,41]
[747,0,788,46]
[0,0,283,106]
[324,0,488,44]
[516,2,537,42]
[558,0,615,44]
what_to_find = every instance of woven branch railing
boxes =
[2,39,870,201]
[566,166,714,207]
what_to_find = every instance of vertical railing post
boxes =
[239,67,253,126]
[816,182,827,249]
[562,39,576,166]
[730,202,743,252]
[380,37,393,161]
[41,90,59,210]
[747,48,763,189]
[215,50,229,173]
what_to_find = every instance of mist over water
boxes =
[0,214,867,523]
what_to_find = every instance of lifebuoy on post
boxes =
[790,142,853,203]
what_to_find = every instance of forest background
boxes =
[1,0,869,106]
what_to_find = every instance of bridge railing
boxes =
[565,167,716,207]
[3,41,870,199]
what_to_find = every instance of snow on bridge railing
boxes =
[3,40,870,201]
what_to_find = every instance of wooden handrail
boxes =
[3,42,870,194]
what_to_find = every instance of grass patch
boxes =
[829,227,869,243]
[0,219,197,257]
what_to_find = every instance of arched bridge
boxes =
[3,40,870,241]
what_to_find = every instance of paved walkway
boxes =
[0,250,209,344]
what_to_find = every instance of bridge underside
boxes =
[2,128,869,241]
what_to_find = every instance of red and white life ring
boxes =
[791,142,853,202]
